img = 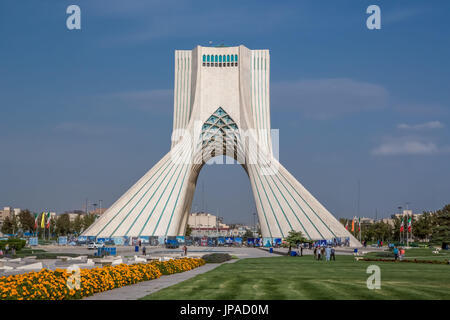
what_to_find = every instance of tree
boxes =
[413,212,433,241]
[392,216,402,242]
[284,230,306,254]
[242,229,254,242]
[72,215,84,235]
[1,216,14,234]
[185,224,192,237]
[18,210,35,233]
[82,214,96,230]
[55,214,71,236]
[431,204,450,246]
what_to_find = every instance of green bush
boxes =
[0,239,27,251]
[201,253,232,263]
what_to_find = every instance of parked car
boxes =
[87,242,105,250]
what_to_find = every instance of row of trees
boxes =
[340,204,450,244]
[1,210,97,237]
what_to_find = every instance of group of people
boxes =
[313,246,336,261]
[393,246,405,260]
[0,244,15,257]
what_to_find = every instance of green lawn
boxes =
[142,255,450,300]
[366,248,450,261]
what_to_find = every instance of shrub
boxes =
[0,239,27,251]
[201,253,232,263]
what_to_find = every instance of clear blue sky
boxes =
[1,0,449,224]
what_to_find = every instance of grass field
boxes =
[142,255,450,300]
[365,248,450,261]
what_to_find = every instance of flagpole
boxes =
[359,217,361,243]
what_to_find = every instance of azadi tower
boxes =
[83,45,361,246]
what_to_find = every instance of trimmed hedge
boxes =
[0,239,26,251]
[201,253,232,263]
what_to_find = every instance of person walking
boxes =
[300,245,303,257]
[317,247,322,260]
[314,247,318,260]
[321,246,325,260]
[399,247,405,261]
[142,246,146,256]
[325,246,331,261]
[183,245,188,256]
[393,246,399,260]
[330,247,336,261]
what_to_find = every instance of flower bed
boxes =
[362,258,449,265]
[0,258,205,300]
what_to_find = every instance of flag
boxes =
[345,220,349,230]
[351,218,355,232]
[34,213,39,230]
[407,217,412,232]
[40,212,46,228]
[46,212,51,229]
[399,218,404,232]
[358,217,361,232]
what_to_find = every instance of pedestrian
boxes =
[139,239,142,247]
[393,246,399,260]
[183,245,187,256]
[317,247,322,260]
[142,246,146,256]
[314,247,317,260]
[325,246,331,261]
[321,246,325,260]
[331,247,336,261]
[300,245,303,257]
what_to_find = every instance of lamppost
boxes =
[253,212,257,237]
[398,206,403,243]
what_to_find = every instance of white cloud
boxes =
[397,121,444,130]
[371,136,449,156]
[271,78,389,119]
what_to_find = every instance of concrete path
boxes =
[83,261,236,300]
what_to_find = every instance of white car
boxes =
[87,242,105,250]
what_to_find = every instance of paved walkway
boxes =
[83,260,236,300]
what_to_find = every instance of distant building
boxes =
[60,210,85,222]
[0,206,21,230]
[188,212,230,237]
[229,224,252,237]
[360,217,375,224]
[90,208,107,216]
[391,209,422,220]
